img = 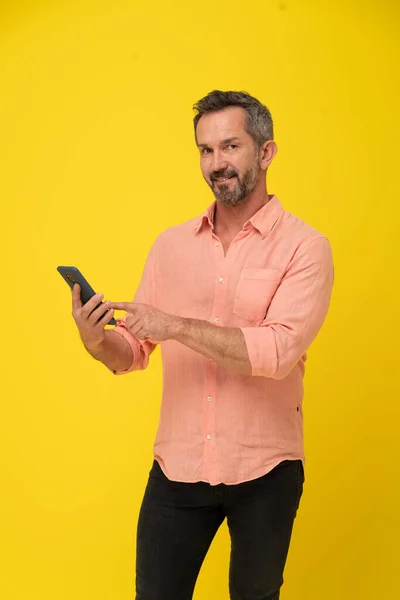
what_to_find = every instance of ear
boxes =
[259,140,278,170]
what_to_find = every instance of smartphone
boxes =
[57,266,117,325]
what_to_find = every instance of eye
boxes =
[227,144,238,150]
[201,147,212,155]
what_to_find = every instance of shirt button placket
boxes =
[203,242,227,483]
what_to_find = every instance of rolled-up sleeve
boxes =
[241,236,334,379]
[110,238,160,375]
[111,319,157,375]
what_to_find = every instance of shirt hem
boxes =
[154,454,305,486]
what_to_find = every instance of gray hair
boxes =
[193,90,274,147]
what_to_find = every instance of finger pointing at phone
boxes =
[109,302,179,343]
[109,302,138,314]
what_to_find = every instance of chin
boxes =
[216,194,246,207]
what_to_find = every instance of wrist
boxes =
[84,336,105,357]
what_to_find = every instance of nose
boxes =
[210,150,228,174]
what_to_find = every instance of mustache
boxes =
[210,168,238,183]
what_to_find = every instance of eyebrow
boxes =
[197,137,240,149]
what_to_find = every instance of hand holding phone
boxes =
[57,266,117,354]
[57,266,117,326]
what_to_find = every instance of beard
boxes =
[208,158,261,207]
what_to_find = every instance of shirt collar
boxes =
[193,195,284,240]
[193,202,216,234]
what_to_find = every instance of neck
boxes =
[213,185,272,238]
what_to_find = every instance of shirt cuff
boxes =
[110,319,139,375]
[240,326,277,378]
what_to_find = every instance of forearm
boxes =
[171,317,252,375]
[85,329,134,372]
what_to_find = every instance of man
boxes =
[72,90,334,600]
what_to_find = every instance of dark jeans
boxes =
[136,459,304,600]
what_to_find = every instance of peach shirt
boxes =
[112,196,334,485]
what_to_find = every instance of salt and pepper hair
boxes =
[193,90,274,148]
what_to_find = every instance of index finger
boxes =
[108,302,137,313]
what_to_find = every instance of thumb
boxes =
[72,283,82,309]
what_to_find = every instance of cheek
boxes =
[229,157,242,173]
[200,161,211,180]
[239,159,255,179]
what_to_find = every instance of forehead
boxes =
[196,106,250,145]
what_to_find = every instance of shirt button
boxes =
[214,317,220,323]
[219,277,224,283]
[207,434,212,440]
[207,395,212,402]
[215,242,220,247]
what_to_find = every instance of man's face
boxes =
[196,106,261,207]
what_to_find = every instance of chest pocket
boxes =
[233,268,282,322]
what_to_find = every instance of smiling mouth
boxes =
[214,175,236,184]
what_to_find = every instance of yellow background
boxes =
[1,1,399,598]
